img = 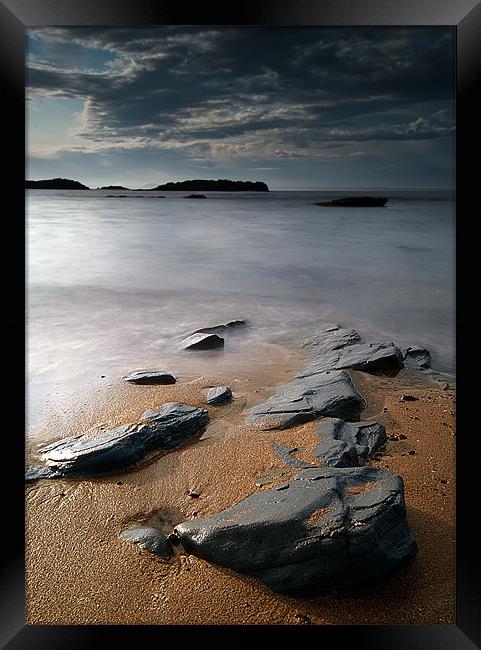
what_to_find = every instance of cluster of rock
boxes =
[29,320,441,596]
[247,324,403,430]
[172,324,418,595]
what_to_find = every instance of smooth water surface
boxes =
[27,189,455,430]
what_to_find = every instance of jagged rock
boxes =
[25,465,60,482]
[313,418,386,467]
[25,403,208,482]
[272,443,313,469]
[174,466,417,596]
[206,386,233,404]
[120,526,172,557]
[181,333,224,350]
[298,324,404,377]
[124,370,176,385]
[403,346,431,369]
[247,370,366,430]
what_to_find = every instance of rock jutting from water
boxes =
[190,319,248,335]
[120,526,172,557]
[313,196,388,207]
[124,370,177,385]
[25,403,209,483]
[298,324,404,378]
[206,386,233,405]
[184,194,207,199]
[173,466,417,596]
[247,370,366,430]
[180,332,225,350]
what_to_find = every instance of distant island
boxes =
[145,179,269,192]
[26,178,89,190]
[25,178,269,192]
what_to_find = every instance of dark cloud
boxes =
[26,27,455,186]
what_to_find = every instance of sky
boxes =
[26,27,455,190]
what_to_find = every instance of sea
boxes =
[27,189,455,433]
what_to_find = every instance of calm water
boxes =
[27,189,455,428]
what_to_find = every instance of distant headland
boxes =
[26,178,89,190]
[26,178,270,192]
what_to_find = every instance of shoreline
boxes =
[26,343,455,625]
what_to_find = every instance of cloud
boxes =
[26,26,455,183]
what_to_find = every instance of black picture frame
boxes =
[2,1,479,647]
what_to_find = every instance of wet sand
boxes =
[26,351,455,625]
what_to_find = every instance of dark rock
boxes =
[191,319,248,335]
[25,403,208,482]
[181,333,224,350]
[124,370,177,385]
[206,386,233,405]
[174,466,417,596]
[402,346,431,369]
[148,180,269,192]
[25,465,60,483]
[313,196,387,207]
[400,394,418,402]
[120,526,172,557]
[184,194,207,199]
[298,324,404,377]
[188,490,200,498]
[313,418,387,467]
[272,443,314,469]
[248,370,365,430]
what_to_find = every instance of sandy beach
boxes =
[25,346,455,625]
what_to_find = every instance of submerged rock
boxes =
[120,526,172,557]
[25,403,208,482]
[124,370,176,385]
[174,466,417,596]
[181,333,224,350]
[247,370,366,430]
[313,418,386,467]
[206,386,233,405]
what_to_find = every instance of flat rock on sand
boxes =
[313,418,387,467]
[124,370,176,384]
[247,370,366,430]
[206,386,233,405]
[272,418,386,468]
[25,403,208,482]
[174,466,417,596]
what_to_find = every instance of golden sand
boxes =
[26,357,455,625]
